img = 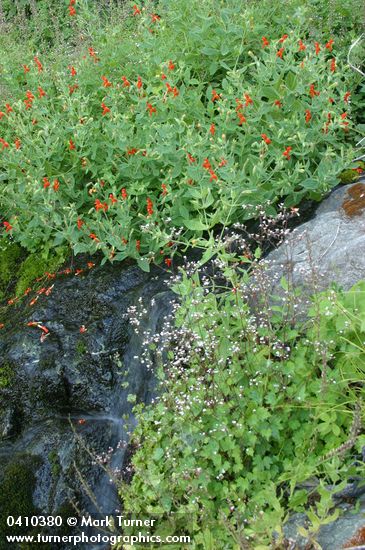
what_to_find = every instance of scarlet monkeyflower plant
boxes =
[0,0,358,270]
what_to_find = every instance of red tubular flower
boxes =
[146,102,156,116]
[309,84,320,98]
[341,112,347,119]
[161,183,167,196]
[261,133,271,144]
[237,112,246,125]
[329,97,334,104]
[283,146,292,160]
[314,42,321,55]
[95,199,108,212]
[298,40,306,51]
[165,258,172,268]
[0,138,9,150]
[209,169,217,181]
[109,193,118,204]
[102,76,112,87]
[344,92,351,103]
[218,158,227,167]
[53,179,60,191]
[279,34,288,43]
[244,93,253,106]
[14,138,21,149]
[69,139,76,150]
[235,98,244,111]
[325,39,334,51]
[122,76,130,88]
[172,87,179,97]
[23,64,30,73]
[70,66,77,76]
[330,58,336,73]
[69,5,76,16]
[38,86,46,98]
[137,76,142,89]
[69,84,79,95]
[0,112,5,119]
[262,36,269,47]
[202,158,211,170]
[121,188,128,200]
[77,218,84,229]
[34,56,43,72]
[43,177,50,189]
[276,48,284,58]
[3,221,12,232]
[79,325,87,333]
[147,197,154,216]
[211,89,220,102]
[101,102,110,116]
[168,60,175,70]
[151,13,160,23]
[136,240,141,252]
[210,123,215,136]
[132,4,141,16]
[305,109,312,123]
[26,90,35,100]
[127,148,138,155]
[5,104,13,113]
[89,233,99,242]
[161,73,167,80]
[187,153,196,163]
[166,82,173,93]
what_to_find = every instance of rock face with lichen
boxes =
[255,180,365,316]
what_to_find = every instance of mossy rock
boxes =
[0,454,42,549]
[339,162,365,184]
[0,242,68,303]
[0,361,15,388]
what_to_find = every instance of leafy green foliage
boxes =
[0,0,359,268]
[120,277,365,548]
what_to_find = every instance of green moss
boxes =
[15,246,68,296]
[48,450,61,477]
[339,162,365,184]
[0,242,69,303]
[0,361,14,388]
[0,454,41,548]
[75,339,87,356]
[0,242,23,301]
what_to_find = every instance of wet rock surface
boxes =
[252,180,365,317]
[0,259,172,545]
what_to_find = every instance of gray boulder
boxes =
[253,181,365,317]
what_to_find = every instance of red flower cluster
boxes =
[202,158,217,181]
[121,188,128,200]
[309,84,320,98]
[137,76,143,89]
[330,58,336,73]
[101,102,110,115]
[34,56,43,73]
[132,4,141,16]
[95,199,108,212]
[283,146,292,160]
[261,133,271,145]
[276,48,284,59]
[305,109,312,123]
[3,221,12,232]
[102,76,112,87]
[147,197,154,216]
[314,42,321,55]
[262,36,269,47]
[279,34,288,43]
[0,138,9,150]
[298,40,306,51]
[211,89,221,102]
[325,39,334,51]
[146,102,156,116]
[122,76,130,88]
